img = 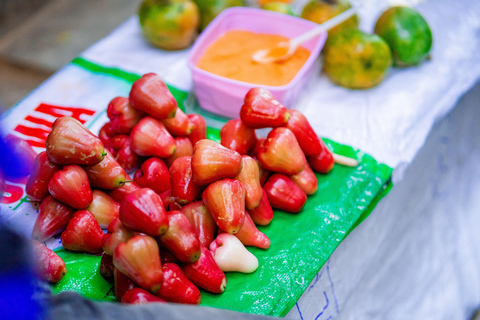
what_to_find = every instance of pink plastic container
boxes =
[187,7,327,118]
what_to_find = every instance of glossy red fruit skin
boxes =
[249,137,266,158]
[130,117,176,158]
[202,179,245,234]
[84,150,128,189]
[257,127,306,175]
[161,108,194,137]
[159,189,174,211]
[165,137,193,168]
[129,73,177,120]
[61,210,104,254]
[156,210,201,264]
[169,156,202,205]
[119,188,169,237]
[158,191,183,211]
[113,235,164,293]
[134,158,171,194]
[180,201,217,248]
[31,195,75,242]
[25,151,61,202]
[30,240,67,283]
[182,246,227,294]
[110,135,130,157]
[257,160,271,186]
[283,109,322,156]
[264,173,307,213]
[114,268,137,302]
[108,180,142,203]
[48,165,93,210]
[233,212,270,249]
[159,247,180,265]
[115,144,140,173]
[107,96,144,134]
[290,162,318,195]
[46,116,105,165]
[110,135,140,172]
[191,139,243,186]
[98,122,116,153]
[169,200,184,211]
[236,155,262,210]
[240,87,290,129]
[220,119,257,155]
[157,263,201,304]
[122,288,166,304]
[186,114,207,147]
[86,190,120,228]
[307,146,335,174]
[102,217,135,256]
[100,253,115,281]
[247,188,274,226]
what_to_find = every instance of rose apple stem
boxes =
[332,153,359,167]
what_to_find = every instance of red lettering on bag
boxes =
[34,104,95,123]
[14,125,49,148]
[24,116,54,128]
[12,104,96,149]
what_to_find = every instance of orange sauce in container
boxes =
[196,30,310,87]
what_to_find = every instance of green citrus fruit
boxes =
[138,0,200,51]
[301,0,359,36]
[374,6,433,67]
[323,29,392,89]
[193,0,244,31]
[262,2,295,16]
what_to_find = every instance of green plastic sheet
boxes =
[51,58,393,316]
[52,138,391,316]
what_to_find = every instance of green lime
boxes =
[374,6,433,67]
[262,2,295,16]
[138,0,200,50]
[323,29,392,89]
[301,0,359,36]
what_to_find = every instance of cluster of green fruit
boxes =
[137,0,433,90]
[302,0,433,89]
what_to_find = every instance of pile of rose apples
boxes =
[28,73,339,305]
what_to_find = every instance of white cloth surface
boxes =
[81,0,480,182]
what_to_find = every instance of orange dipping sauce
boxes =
[196,30,311,87]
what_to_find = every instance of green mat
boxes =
[52,137,392,316]
[51,58,393,316]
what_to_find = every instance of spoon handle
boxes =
[290,7,357,48]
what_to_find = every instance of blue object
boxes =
[0,128,31,180]
[0,224,44,320]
